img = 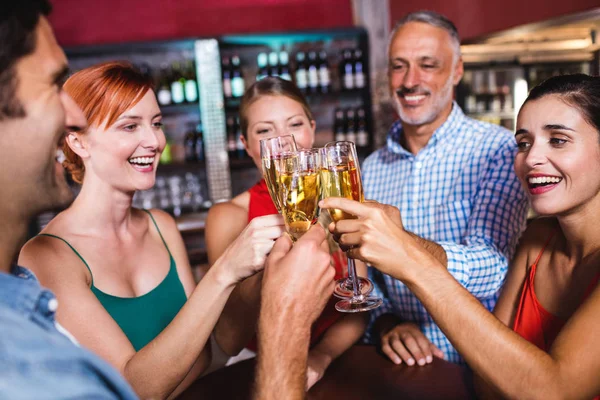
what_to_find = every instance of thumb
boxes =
[266,234,293,267]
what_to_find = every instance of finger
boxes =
[337,232,363,248]
[400,333,427,366]
[295,224,326,247]
[254,225,286,240]
[267,235,293,265]
[413,334,435,365]
[430,343,445,360]
[331,219,362,235]
[389,335,416,366]
[319,197,371,217]
[250,213,285,227]
[380,336,402,365]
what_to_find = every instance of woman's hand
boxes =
[215,214,285,285]
[380,322,445,366]
[305,349,331,390]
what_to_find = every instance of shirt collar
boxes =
[0,266,42,317]
[386,102,465,156]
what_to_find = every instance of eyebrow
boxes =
[117,113,162,121]
[515,124,575,137]
[53,65,70,87]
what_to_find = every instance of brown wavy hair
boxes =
[62,61,153,183]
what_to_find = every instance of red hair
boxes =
[62,61,154,183]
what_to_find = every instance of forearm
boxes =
[123,263,236,399]
[255,307,311,400]
[309,313,367,368]
[215,271,263,356]
[405,263,563,399]
[407,232,447,266]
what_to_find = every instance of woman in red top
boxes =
[322,74,600,399]
[206,77,367,389]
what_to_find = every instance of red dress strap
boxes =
[248,180,278,222]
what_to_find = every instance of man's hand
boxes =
[380,322,445,366]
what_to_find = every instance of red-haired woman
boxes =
[18,62,284,399]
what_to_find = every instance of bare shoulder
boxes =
[206,199,248,230]
[142,208,179,232]
[519,217,560,249]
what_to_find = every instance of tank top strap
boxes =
[530,230,557,273]
[37,233,95,285]
[142,209,173,258]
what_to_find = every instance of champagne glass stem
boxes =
[347,256,362,299]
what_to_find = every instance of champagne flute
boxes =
[279,149,321,241]
[320,141,382,312]
[260,135,297,212]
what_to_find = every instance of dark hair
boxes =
[0,0,52,120]
[524,74,600,135]
[391,11,461,57]
[63,61,154,184]
[239,76,313,139]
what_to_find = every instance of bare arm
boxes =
[324,199,600,399]
[205,202,284,356]
[255,226,335,400]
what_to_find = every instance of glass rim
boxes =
[258,134,296,144]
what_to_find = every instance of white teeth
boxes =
[129,156,155,165]
[404,95,426,102]
[56,149,66,164]
[528,176,561,184]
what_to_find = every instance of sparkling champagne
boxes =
[280,170,321,241]
[261,156,283,212]
[320,162,363,222]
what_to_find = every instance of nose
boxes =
[524,142,547,169]
[141,124,163,151]
[402,66,420,89]
[60,91,87,132]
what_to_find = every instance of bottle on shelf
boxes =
[279,51,291,81]
[356,107,369,148]
[184,123,197,163]
[194,122,204,162]
[256,52,269,81]
[184,60,198,103]
[318,50,330,93]
[235,117,246,159]
[345,109,357,144]
[295,52,308,92]
[222,56,233,98]
[342,49,354,90]
[307,51,319,94]
[157,64,172,106]
[353,49,365,89]
[160,138,173,164]
[268,51,279,78]
[226,116,237,159]
[231,55,245,98]
[170,61,185,104]
[334,108,346,142]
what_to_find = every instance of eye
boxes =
[549,137,567,146]
[391,64,404,71]
[421,64,436,70]
[516,140,531,151]
[123,124,137,132]
[256,128,271,135]
[290,121,304,128]
[153,121,163,129]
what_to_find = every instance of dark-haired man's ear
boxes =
[65,132,89,159]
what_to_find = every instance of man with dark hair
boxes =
[0,2,333,398]
[362,10,529,365]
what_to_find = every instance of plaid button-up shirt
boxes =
[363,103,528,363]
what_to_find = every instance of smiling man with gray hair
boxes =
[362,10,529,365]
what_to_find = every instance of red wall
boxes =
[49,0,354,47]
[389,0,599,41]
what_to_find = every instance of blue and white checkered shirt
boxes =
[362,103,528,363]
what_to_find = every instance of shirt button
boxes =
[415,161,423,169]
[47,298,59,313]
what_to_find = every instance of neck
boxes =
[400,102,454,155]
[556,197,600,260]
[70,177,135,236]
[0,210,30,274]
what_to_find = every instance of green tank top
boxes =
[39,210,187,351]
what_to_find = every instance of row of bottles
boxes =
[462,70,513,115]
[152,60,198,106]
[220,47,366,99]
[333,107,369,148]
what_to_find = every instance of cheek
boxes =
[295,128,315,149]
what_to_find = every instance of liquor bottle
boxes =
[184,60,198,103]
[307,51,319,93]
[342,49,354,90]
[268,51,279,77]
[345,109,357,144]
[256,53,268,81]
[353,49,365,89]
[184,123,197,163]
[235,117,245,159]
[157,65,172,106]
[194,122,204,162]
[356,107,369,148]
[334,108,346,142]
[226,116,237,159]
[279,51,291,81]
[295,52,308,92]
[231,55,245,98]
[222,56,233,98]
[318,50,330,93]
[170,61,185,104]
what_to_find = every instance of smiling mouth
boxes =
[128,156,155,168]
[528,176,562,189]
